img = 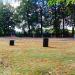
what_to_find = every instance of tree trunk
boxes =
[54,4,58,37]
[62,17,65,38]
[27,8,30,37]
[72,26,74,38]
[40,7,43,37]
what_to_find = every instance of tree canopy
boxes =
[48,0,75,6]
[0,0,75,37]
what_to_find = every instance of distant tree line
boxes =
[0,0,75,37]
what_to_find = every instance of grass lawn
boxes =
[0,38,75,75]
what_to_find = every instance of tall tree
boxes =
[67,3,75,37]
[0,3,15,36]
[16,0,39,36]
[48,0,71,37]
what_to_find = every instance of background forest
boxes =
[0,0,75,37]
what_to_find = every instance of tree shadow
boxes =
[48,46,57,49]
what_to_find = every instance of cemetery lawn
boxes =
[0,38,75,75]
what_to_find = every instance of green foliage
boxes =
[0,3,15,36]
[0,0,75,37]
[15,0,41,36]
[48,0,75,6]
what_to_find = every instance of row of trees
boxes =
[48,0,75,37]
[0,0,75,37]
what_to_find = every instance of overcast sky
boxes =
[3,0,19,3]
[2,0,20,8]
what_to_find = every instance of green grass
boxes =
[0,38,75,75]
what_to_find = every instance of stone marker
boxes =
[10,40,14,46]
[43,38,48,47]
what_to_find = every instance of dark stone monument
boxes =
[43,38,49,47]
[10,40,14,46]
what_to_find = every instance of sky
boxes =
[3,0,18,3]
[1,0,20,8]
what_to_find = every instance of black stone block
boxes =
[10,40,14,46]
[43,38,49,47]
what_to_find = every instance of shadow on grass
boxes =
[48,46,57,49]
